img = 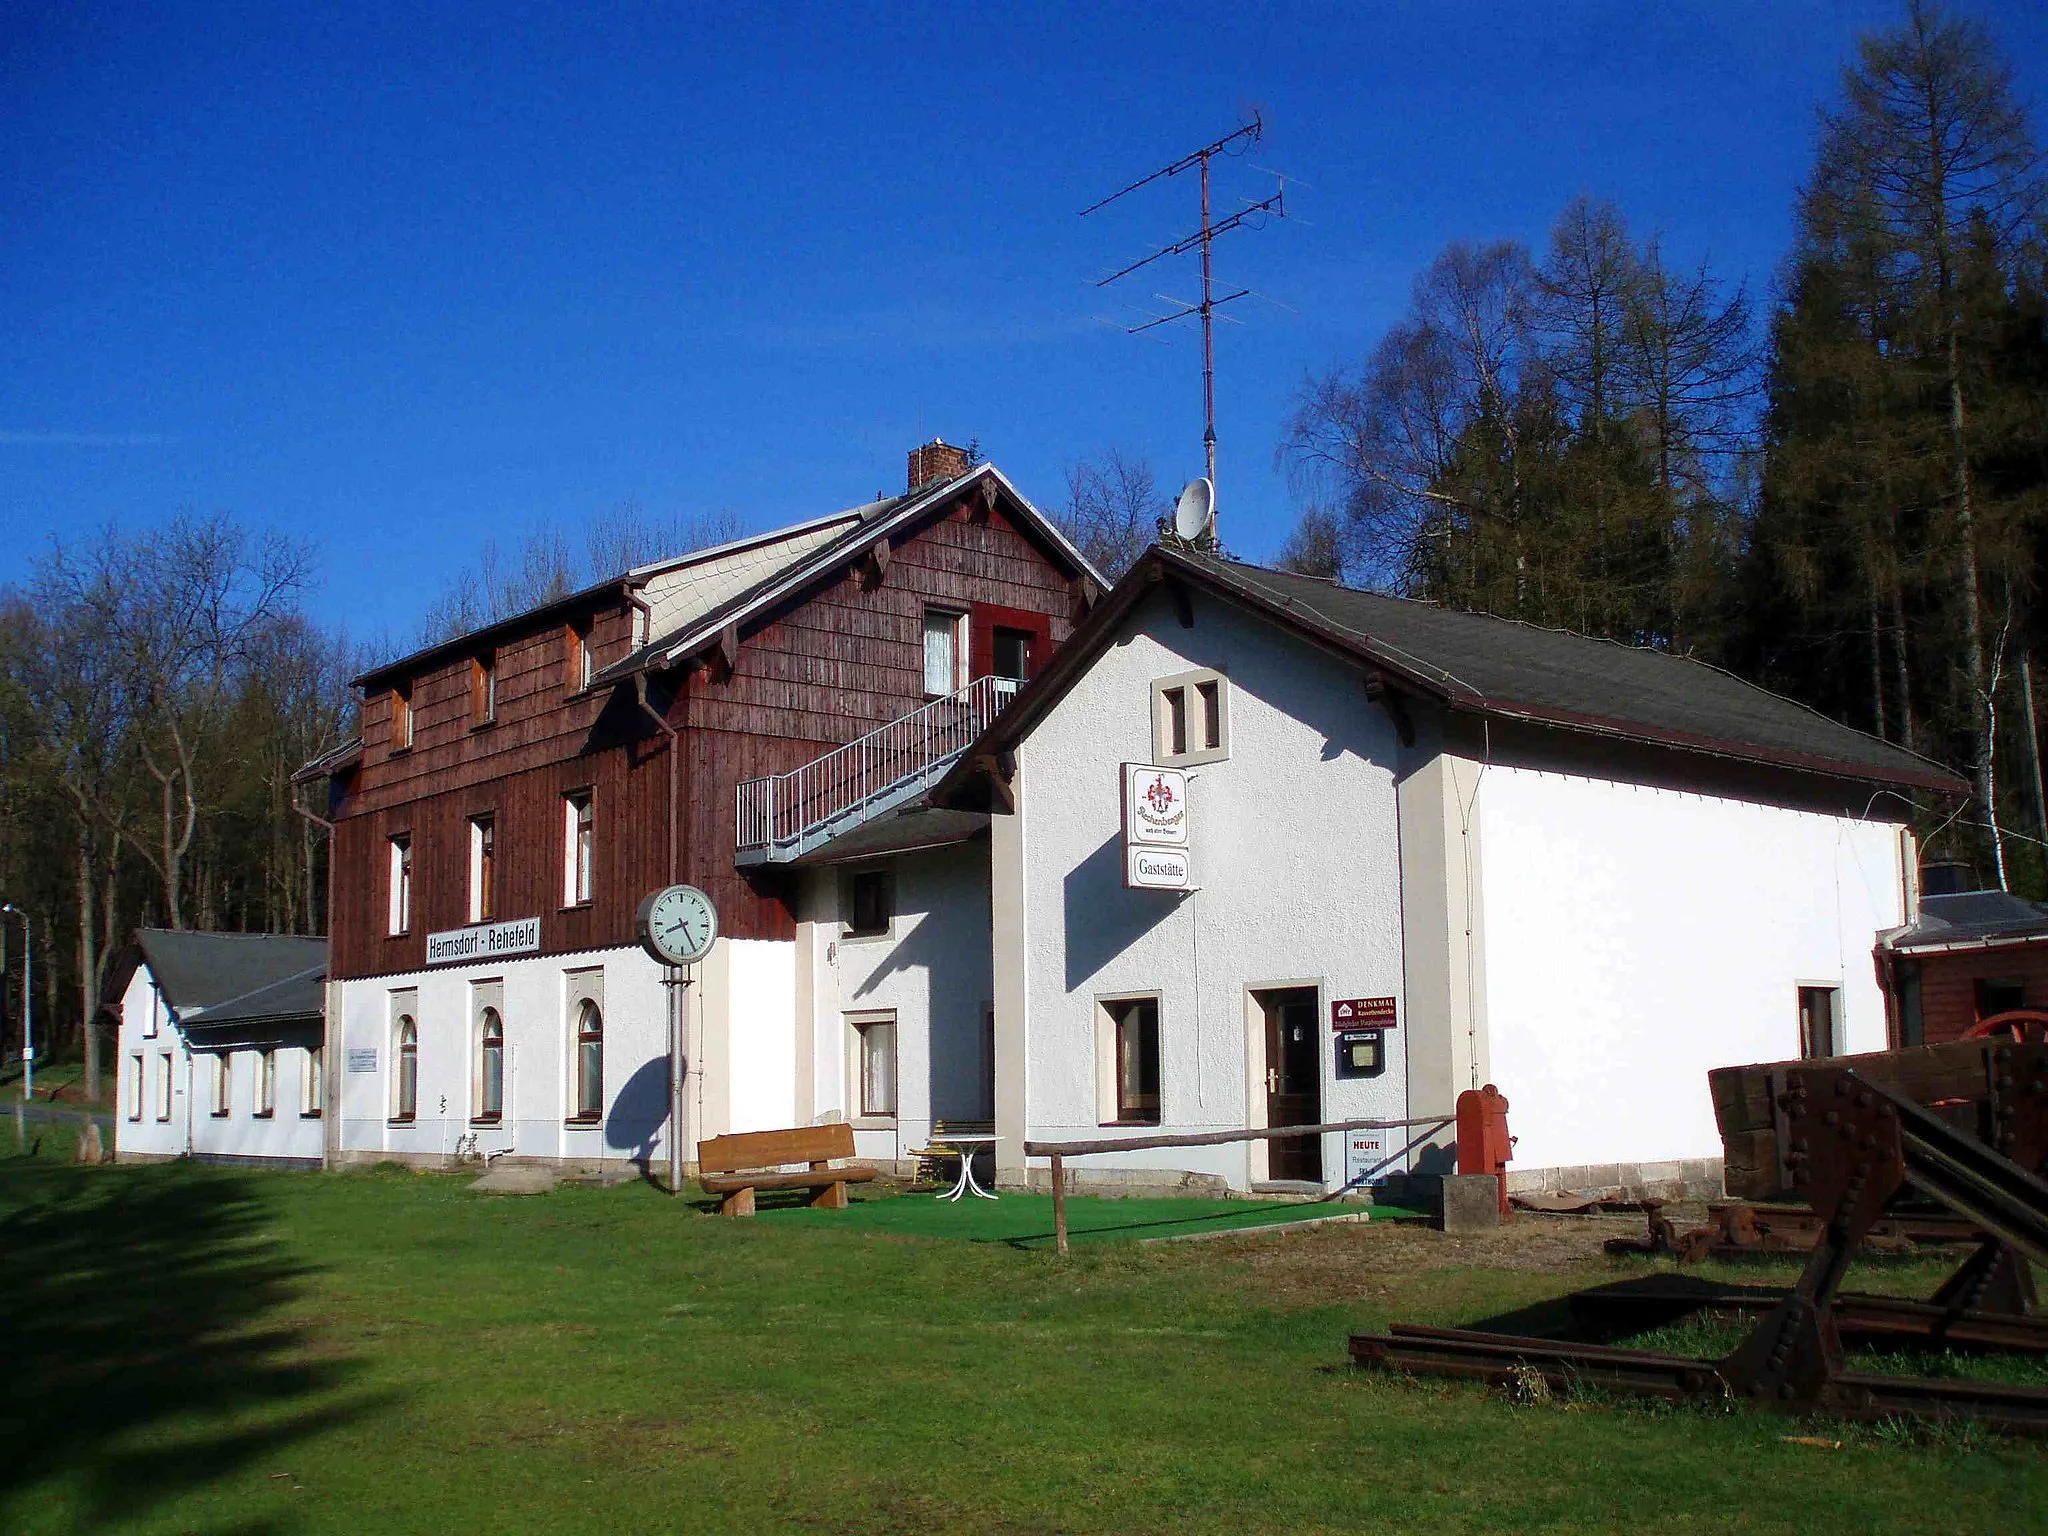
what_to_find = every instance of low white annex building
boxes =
[772,548,1956,1198]
[112,929,328,1167]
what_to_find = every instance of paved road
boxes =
[6,1100,114,1130]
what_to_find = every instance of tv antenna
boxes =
[1083,113,1285,525]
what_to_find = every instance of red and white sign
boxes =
[1121,763,1192,889]
[1331,996,1397,1029]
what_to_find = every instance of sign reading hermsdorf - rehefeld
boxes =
[1121,763,1193,891]
[425,916,541,966]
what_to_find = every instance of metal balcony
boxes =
[735,674,1019,865]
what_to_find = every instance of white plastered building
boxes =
[781,549,1955,1199]
[112,930,329,1167]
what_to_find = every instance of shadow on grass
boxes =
[0,1157,385,1531]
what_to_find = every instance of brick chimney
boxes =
[907,438,974,493]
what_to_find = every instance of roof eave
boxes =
[354,574,634,689]
[603,463,1104,687]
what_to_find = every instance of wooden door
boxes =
[1264,989,1323,1181]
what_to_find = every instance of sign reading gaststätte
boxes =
[1121,763,1193,890]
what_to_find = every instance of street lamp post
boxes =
[1,904,30,1101]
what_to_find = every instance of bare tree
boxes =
[1282,240,1543,593]
[1274,504,1348,581]
[420,503,747,646]
[1058,449,1164,583]
[68,513,313,930]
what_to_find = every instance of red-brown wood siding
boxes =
[329,491,1079,977]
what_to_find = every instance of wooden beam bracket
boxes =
[1365,671,1415,747]
[861,536,892,589]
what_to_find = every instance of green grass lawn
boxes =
[751,1187,1413,1246]
[4,1123,2046,1535]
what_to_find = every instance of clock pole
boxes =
[667,962,690,1197]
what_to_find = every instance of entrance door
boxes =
[1262,988,1323,1181]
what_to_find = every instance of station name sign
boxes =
[426,916,541,966]
[1121,763,1193,891]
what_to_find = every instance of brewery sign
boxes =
[1121,763,1193,891]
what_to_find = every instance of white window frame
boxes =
[563,790,594,907]
[255,1048,276,1117]
[846,1010,898,1126]
[388,833,413,935]
[1151,667,1230,767]
[211,1052,232,1117]
[1094,992,1163,1127]
[1798,982,1844,1060]
[156,1051,173,1121]
[468,813,495,923]
[922,608,967,698]
[302,1044,324,1118]
[145,982,162,1038]
[127,1052,144,1120]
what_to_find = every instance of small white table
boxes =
[934,1134,999,1201]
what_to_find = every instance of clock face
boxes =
[638,884,718,966]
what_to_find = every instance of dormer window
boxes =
[391,682,414,751]
[567,620,593,692]
[472,653,496,726]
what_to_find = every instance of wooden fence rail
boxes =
[1024,1114,1456,1255]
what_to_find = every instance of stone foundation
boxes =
[1505,1156,1725,1203]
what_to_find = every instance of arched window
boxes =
[394,1016,418,1122]
[477,1008,505,1123]
[574,1001,603,1121]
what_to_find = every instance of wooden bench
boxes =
[697,1122,875,1217]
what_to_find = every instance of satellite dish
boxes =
[1173,477,1215,543]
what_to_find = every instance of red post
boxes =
[1456,1084,1514,1217]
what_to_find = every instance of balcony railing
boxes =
[735,674,1020,864]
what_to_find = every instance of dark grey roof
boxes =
[137,930,327,1028]
[1185,556,1958,791]
[1882,890,2048,952]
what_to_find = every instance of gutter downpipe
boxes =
[625,583,681,887]
[626,582,690,1198]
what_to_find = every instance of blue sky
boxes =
[5,2,2045,652]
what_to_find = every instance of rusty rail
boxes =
[1025,1114,1454,1256]
[1353,1050,2048,1435]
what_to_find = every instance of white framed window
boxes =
[1094,995,1161,1126]
[145,983,162,1038]
[841,863,893,940]
[566,621,594,692]
[1152,668,1229,766]
[392,1014,419,1122]
[388,833,413,935]
[573,999,603,1121]
[474,1007,505,1123]
[156,1051,173,1121]
[255,1049,276,1117]
[923,608,966,697]
[127,1052,143,1120]
[1798,985,1842,1059]
[847,1011,897,1124]
[302,1045,324,1117]
[468,813,496,923]
[211,1053,232,1117]
[563,790,594,906]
